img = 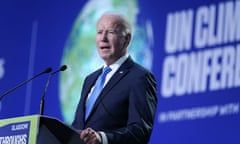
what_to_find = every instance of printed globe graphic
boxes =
[60,0,154,124]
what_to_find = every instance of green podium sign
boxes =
[0,115,82,144]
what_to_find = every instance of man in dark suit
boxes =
[72,12,157,144]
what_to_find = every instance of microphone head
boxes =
[44,67,52,73]
[60,65,67,71]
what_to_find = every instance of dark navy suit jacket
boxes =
[72,57,157,144]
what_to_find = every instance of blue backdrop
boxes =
[1,0,239,143]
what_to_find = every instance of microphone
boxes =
[39,65,67,115]
[0,67,52,101]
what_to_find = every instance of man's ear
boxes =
[124,33,131,47]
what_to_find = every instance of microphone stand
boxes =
[39,65,67,115]
[39,74,53,115]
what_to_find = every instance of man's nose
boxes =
[101,32,108,41]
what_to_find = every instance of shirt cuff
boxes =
[99,131,108,144]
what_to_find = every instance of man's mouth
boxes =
[100,46,110,49]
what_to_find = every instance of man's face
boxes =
[96,15,129,65]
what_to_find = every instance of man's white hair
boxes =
[98,11,132,36]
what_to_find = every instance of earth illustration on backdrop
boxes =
[60,0,154,124]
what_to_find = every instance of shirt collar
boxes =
[103,54,129,72]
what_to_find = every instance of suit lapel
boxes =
[82,69,102,101]
[82,69,102,122]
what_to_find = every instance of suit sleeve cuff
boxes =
[99,131,108,144]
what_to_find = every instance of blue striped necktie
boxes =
[85,66,112,120]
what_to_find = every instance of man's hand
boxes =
[80,128,102,144]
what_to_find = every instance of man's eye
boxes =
[108,31,115,34]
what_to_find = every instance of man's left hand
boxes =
[80,128,102,144]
